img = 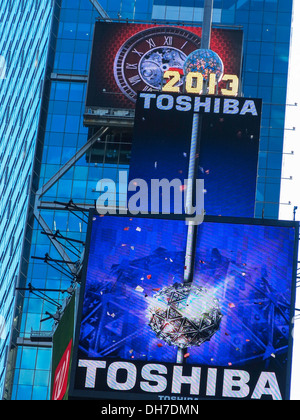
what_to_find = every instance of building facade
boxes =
[0,0,294,400]
[0,0,57,398]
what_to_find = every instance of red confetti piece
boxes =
[184,353,190,359]
[147,274,152,280]
[124,227,129,231]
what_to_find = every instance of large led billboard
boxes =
[128,92,262,218]
[85,22,243,111]
[70,212,298,400]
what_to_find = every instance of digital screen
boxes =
[129,92,262,218]
[86,22,243,110]
[70,213,298,400]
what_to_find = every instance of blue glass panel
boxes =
[20,348,37,370]
[260,55,274,73]
[16,386,33,401]
[36,349,51,371]
[32,386,49,400]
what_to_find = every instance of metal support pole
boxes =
[201,0,214,50]
[176,0,214,365]
[184,113,201,285]
[88,0,112,21]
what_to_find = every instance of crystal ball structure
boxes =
[183,49,224,82]
[147,283,223,349]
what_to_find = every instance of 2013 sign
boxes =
[162,70,239,96]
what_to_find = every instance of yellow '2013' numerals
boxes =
[162,71,239,96]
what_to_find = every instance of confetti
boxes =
[136,227,141,232]
[147,274,152,280]
[184,353,190,359]
[124,227,130,231]
[135,285,144,292]
[157,343,163,348]
[229,303,236,309]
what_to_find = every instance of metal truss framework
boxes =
[30,0,116,285]
[34,126,109,279]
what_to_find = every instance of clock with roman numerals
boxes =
[114,26,202,103]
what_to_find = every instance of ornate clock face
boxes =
[114,26,202,103]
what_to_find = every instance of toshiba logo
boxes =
[52,340,73,401]
[139,93,260,117]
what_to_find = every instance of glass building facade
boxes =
[0,0,294,400]
[0,0,56,398]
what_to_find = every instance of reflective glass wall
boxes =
[0,0,54,398]
[6,0,293,400]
